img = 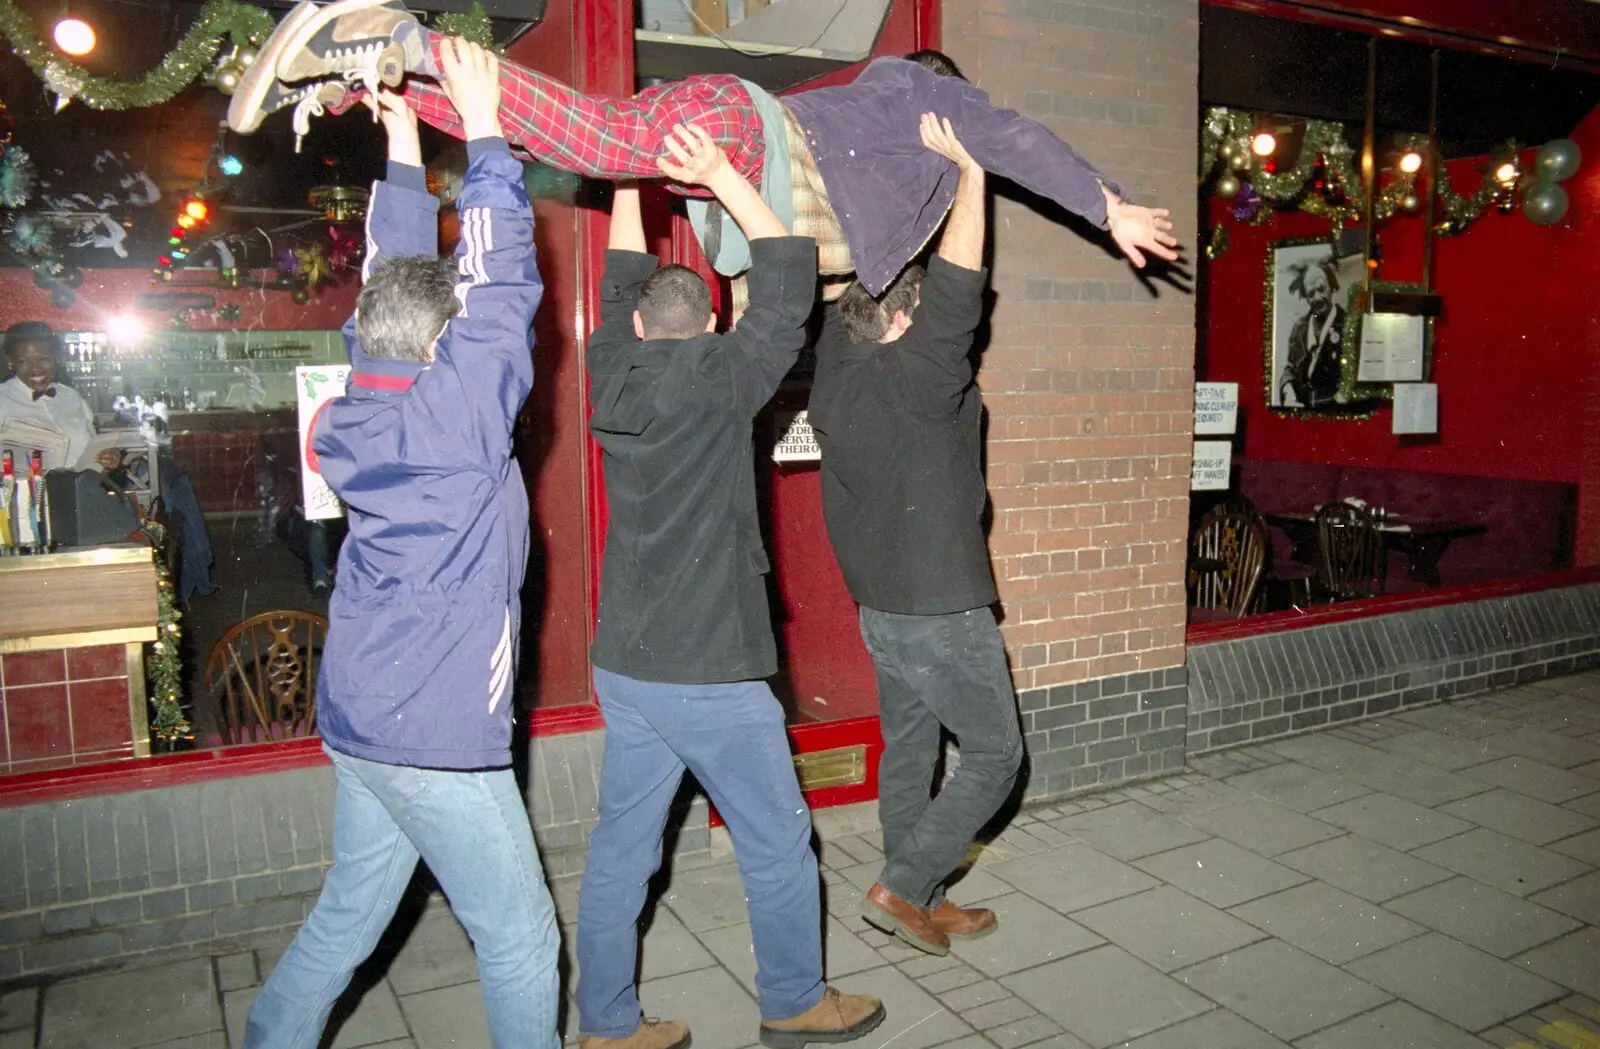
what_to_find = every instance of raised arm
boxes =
[408,39,538,466]
[590,186,660,358]
[931,75,1179,268]
[657,124,813,414]
[342,89,439,367]
[923,114,985,272]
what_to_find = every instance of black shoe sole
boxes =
[758,1001,886,1049]
[859,898,951,957]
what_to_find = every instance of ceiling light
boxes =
[184,199,209,221]
[53,18,95,57]
[106,314,144,345]
[1495,161,1519,184]
[1251,132,1277,157]
[1399,151,1423,174]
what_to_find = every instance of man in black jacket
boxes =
[577,124,884,1049]
[811,115,1174,956]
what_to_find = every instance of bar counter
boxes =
[0,546,158,773]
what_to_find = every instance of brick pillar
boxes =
[942,0,1199,796]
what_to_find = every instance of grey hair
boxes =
[838,264,926,343]
[356,255,458,361]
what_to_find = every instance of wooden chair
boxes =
[1188,511,1269,619]
[204,611,328,746]
[1315,502,1384,600]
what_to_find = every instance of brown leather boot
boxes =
[860,883,951,956]
[928,900,998,939]
[579,1018,691,1049]
[759,986,886,1048]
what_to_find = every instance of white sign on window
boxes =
[1194,382,1239,435]
[773,410,821,463]
[1191,440,1233,491]
[1357,313,1426,383]
[1392,382,1438,435]
[296,365,351,521]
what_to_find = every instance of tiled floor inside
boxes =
[5,673,1600,1049]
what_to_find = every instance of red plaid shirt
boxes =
[344,35,766,197]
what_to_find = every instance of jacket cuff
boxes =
[385,161,429,194]
[467,137,513,163]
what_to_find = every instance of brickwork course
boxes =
[942,0,1200,694]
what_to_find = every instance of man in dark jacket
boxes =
[577,126,883,1049]
[810,116,1176,956]
[244,40,559,1049]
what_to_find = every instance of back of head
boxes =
[903,49,966,80]
[838,265,926,343]
[637,264,713,340]
[356,256,458,361]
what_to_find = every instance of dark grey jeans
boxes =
[859,604,1024,906]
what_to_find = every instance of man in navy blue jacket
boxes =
[245,40,559,1049]
[577,127,883,1049]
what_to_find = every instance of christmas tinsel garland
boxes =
[0,0,498,111]
[148,548,192,749]
[1202,106,1506,237]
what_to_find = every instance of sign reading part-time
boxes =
[297,365,351,521]
[1194,382,1239,435]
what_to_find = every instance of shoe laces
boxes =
[291,90,329,153]
[324,42,391,98]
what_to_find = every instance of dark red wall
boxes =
[1201,109,1600,486]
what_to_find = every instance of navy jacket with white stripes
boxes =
[312,139,539,770]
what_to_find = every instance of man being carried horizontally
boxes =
[227,0,1179,310]
[809,117,1176,955]
[244,40,560,1049]
[576,125,884,1049]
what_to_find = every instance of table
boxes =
[1265,510,1489,588]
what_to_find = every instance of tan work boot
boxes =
[860,883,950,956]
[579,1018,691,1049]
[928,900,998,938]
[759,987,886,1048]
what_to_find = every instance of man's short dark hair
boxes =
[904,50,965,80]
[5,322,56,356]
[356,256,458,361]
[636,264,712,340]
[838,265,926,344]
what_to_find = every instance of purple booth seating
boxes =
[1236,458,1576,592]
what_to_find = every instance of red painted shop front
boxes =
[505,0,945,810]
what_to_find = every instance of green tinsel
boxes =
[1202,107,1425,231]
[434,3,501,51]
[0,0,273,110]
[148,558,192,749]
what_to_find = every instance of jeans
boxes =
[577,668,824,1036]
[245,747,561,1049]
[859,605,1023,907]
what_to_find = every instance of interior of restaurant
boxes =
[0,0,1597,777]
[1187,7,1600,623]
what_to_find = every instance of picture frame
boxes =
[1343,280,1437,404]
[1262,237,1382,420]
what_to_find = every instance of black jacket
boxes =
[588,239,816,683]
[809,257,999,615]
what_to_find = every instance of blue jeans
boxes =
[245,747,561,1049]
[860,606,1023,907]
[577,669,824,1036]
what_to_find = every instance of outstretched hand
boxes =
[918,113,979,176]
[364,88,421,167]
[438,37,503,141]
[656,124,730,187]
[1102,186,1180,269]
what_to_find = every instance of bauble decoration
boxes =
[1534,138,1582,184]
[1397,192,1421,216]
[50,284,75,309]
[1215,173,1242,200]
[57,265,83,288]
[1522,181,1569,227]
[214,63,242,96]
[290,284,311,305]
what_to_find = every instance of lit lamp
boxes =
[53,17,95,56]
[1399,151,1424,174]
[1251,132,1277,157]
